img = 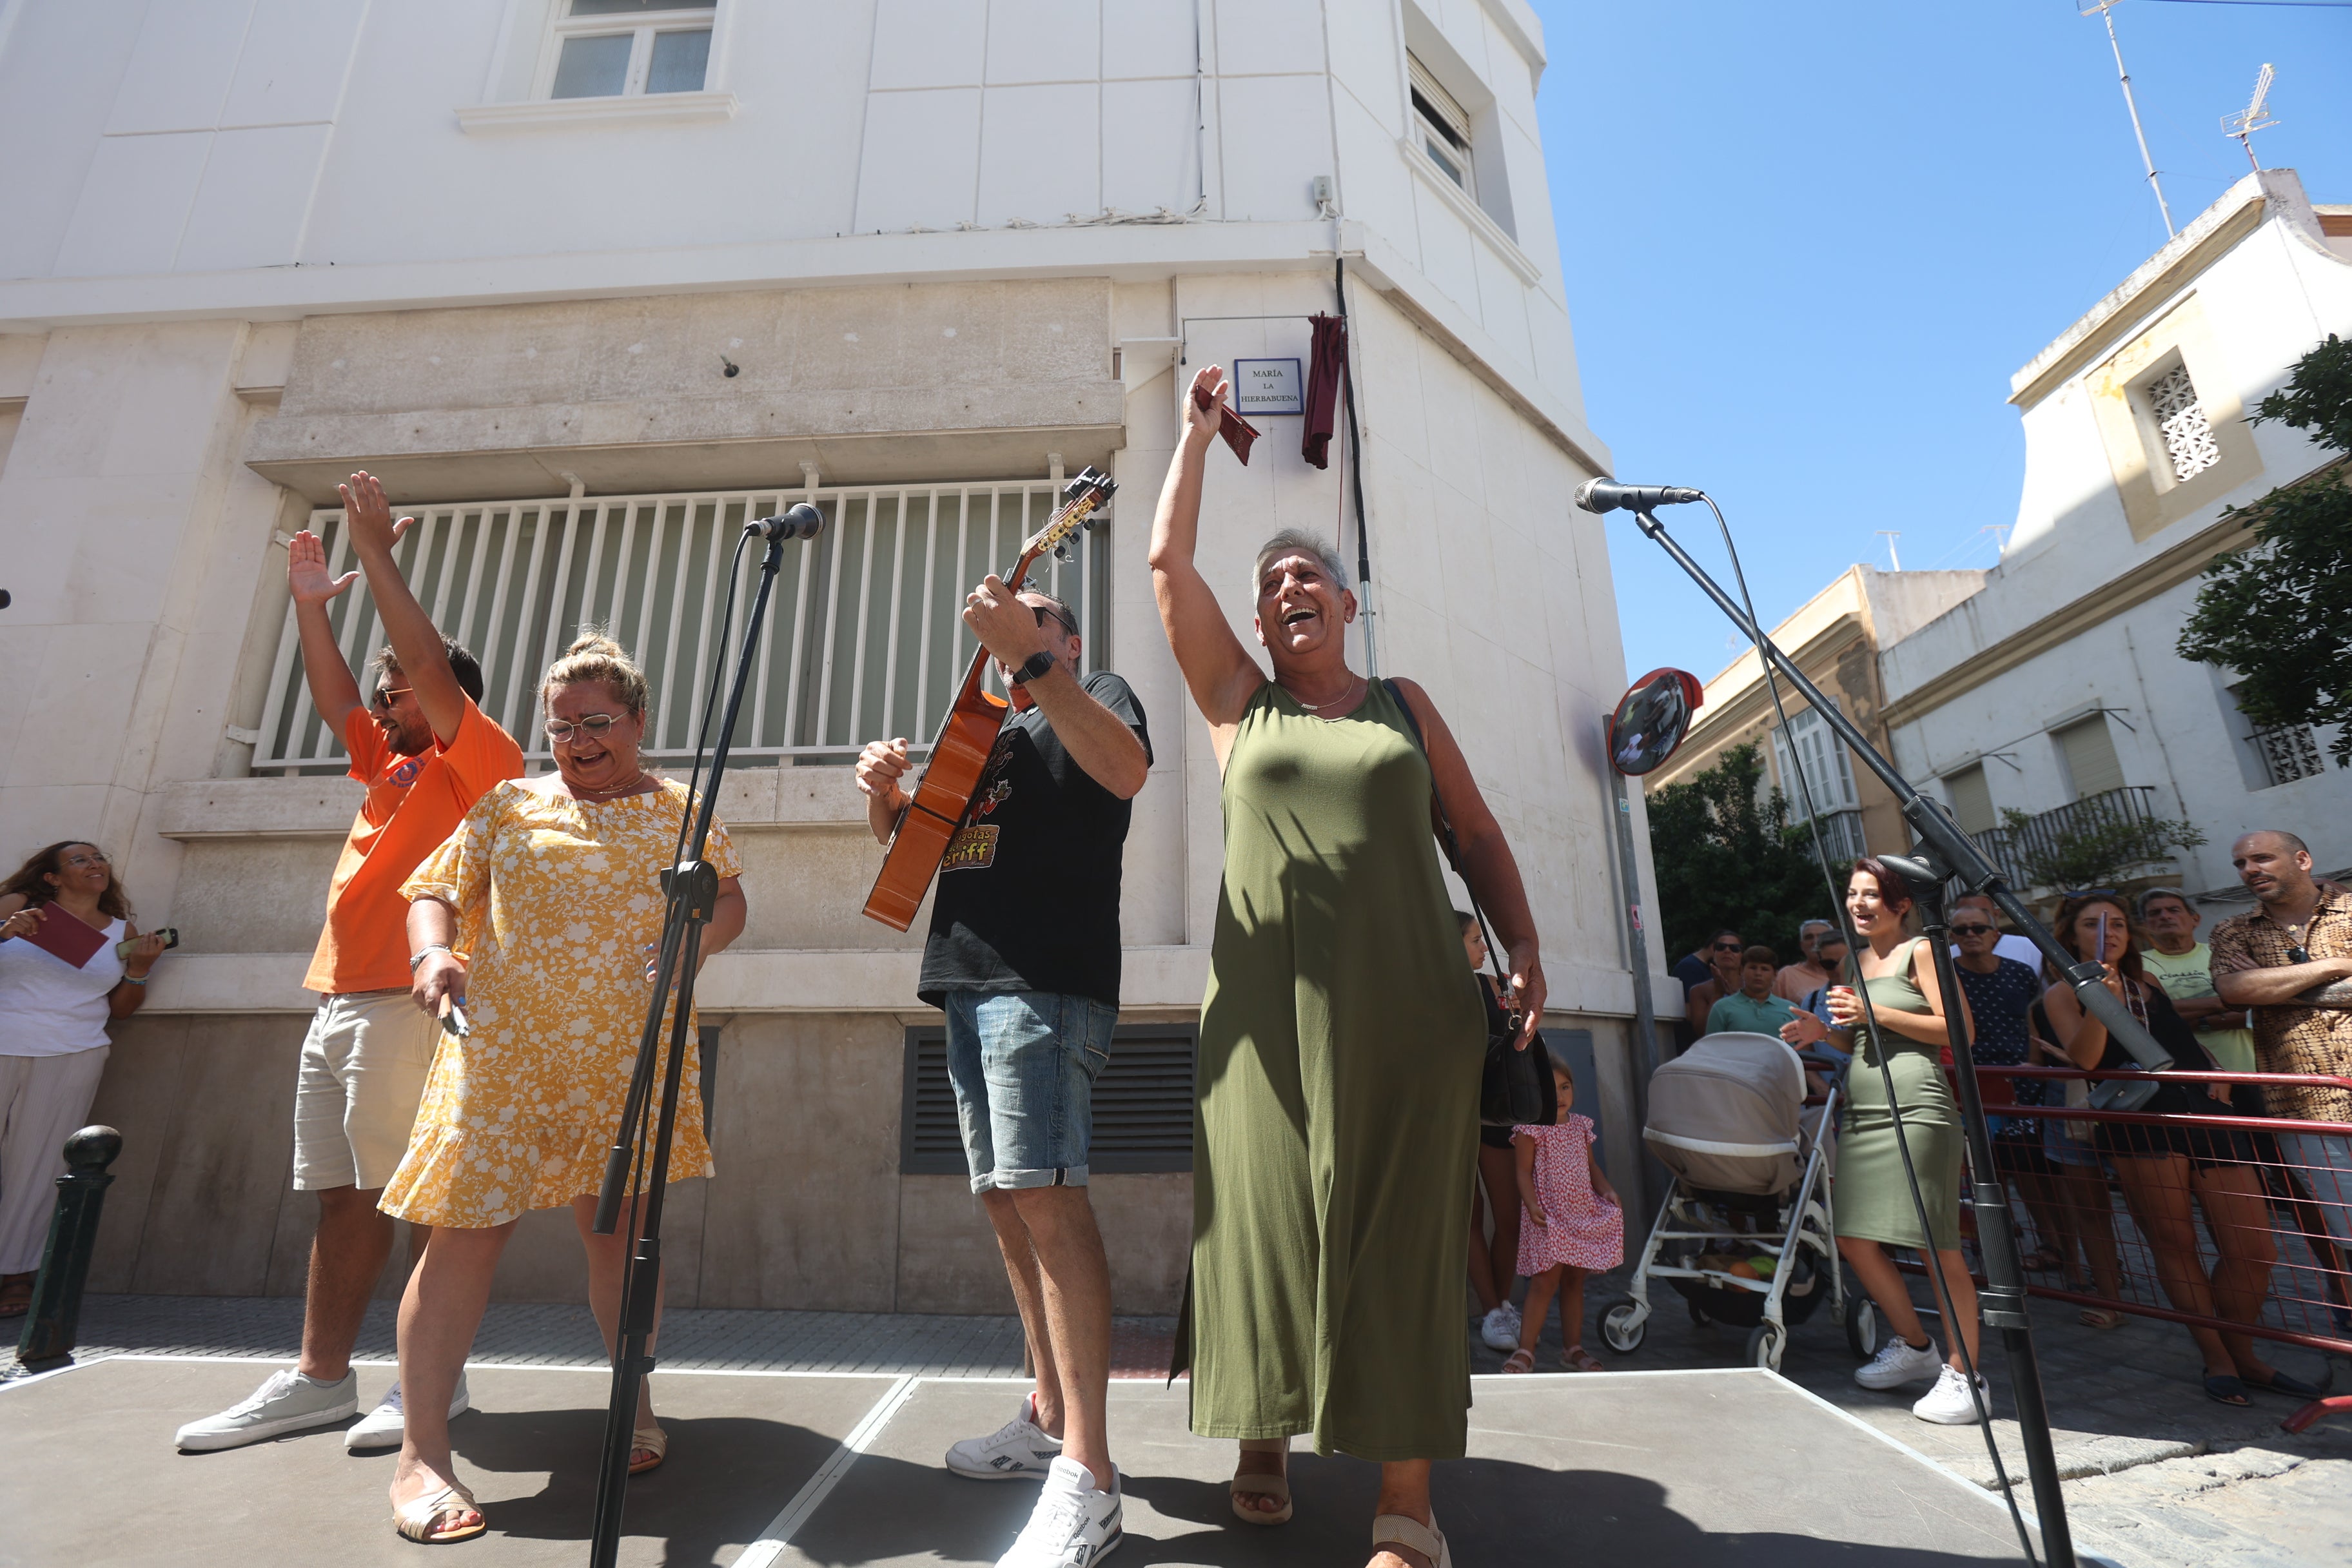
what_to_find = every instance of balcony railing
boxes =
[1794,807,1868,864]
[1965,785,2162,890]
[249,475,1106,774]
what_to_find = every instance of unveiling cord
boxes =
[1702,496,2040,1567]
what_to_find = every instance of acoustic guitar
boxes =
[861,467,1119,930]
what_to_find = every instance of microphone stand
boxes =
[585,516,808,1568]
[1620,503,2161,1568]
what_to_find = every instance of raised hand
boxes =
[287,529,360,605]
[338,469,417,558]
[1181,362,1230,445]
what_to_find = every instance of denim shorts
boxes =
[941,990,1115,1193]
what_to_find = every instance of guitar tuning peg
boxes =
[1053,542,1073,564]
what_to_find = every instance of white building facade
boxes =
[1881,171,2352,905]
[0,1,1664,1312]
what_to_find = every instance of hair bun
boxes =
[565,631,627,660]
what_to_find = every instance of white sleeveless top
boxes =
[0,910,126,1057]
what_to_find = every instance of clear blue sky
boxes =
[1530,0,2352,691]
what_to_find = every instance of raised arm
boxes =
[288,530,367,742]
[1147,365,1264,746]
[342,471,467,749]
[1391,679,1547,1047]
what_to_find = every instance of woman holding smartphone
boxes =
[0,841,168,1316]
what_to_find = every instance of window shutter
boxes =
[1407,55,1471,148]
[2055,716,2124,800]
[1944,764,1995,836]
[899,1024,1196,1175]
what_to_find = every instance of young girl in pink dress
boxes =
[1504,1059,1624,1373]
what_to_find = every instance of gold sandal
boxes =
[393,1482,485,1545]
[629,1424,667,1476]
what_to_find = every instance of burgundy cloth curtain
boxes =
[1302,312,1347,469]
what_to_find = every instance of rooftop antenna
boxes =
[2081,1,2176,240]
[1876,531,1903,571]
[2222,63,2278,173]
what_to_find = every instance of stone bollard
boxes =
[15,1126,122,1367]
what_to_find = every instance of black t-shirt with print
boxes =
[917,670,1152,1009]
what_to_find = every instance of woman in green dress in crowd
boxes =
[1803,856,1988,1425]
[1147,364,1548,1568]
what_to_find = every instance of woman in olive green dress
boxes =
[1148,365,1548,1568]
[1809,856,1986,1423]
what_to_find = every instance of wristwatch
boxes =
[1010,649,1056,686]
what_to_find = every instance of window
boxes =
[2249,721,2325,789]
[900,1024,1196,1175]
[547,0,714,99]
[1944,763,1995,837]
[2142,362,2220,486]
[251,476,1107,774]
[1408,54,1475,197]
[1770,703,1859,818]
[2053,715,2124,801]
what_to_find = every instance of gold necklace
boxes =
[1280,673,1363,714]
[570,770,651,800]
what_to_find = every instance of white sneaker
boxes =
[1479,1304,1523,1353]
[346,1371,473,1452]
[173,1367,358,1452]
[946,1393,1064,1480]
[1912,1364,1990,1425]
[995,1455,1122,1568]
[1854,1335,1944,1391]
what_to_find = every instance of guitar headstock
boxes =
[1019,467,1118,560]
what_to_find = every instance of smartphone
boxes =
[115,928,179,959]
[2094,910,2111,968]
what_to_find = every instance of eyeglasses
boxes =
[1950,923,1995,937]
[369,685,413,710]
[546,713,623,741]
[1030,604,1078,635]
[61,851,110,868]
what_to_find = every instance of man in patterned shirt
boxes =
[2211,830,2352,1279]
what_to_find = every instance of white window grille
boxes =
[2145,363,2220,485]
[1770,703,1861,820]
[2251,722,2324,789]
[1407,55,1475,197]
[546,0,714,99]
[250,477,1106,774]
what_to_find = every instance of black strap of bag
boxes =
[1381,680,1554,1127]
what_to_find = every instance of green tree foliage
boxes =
[1994,806,2205,894]
[1647,743,1842,963]
[2178,333,2352,761]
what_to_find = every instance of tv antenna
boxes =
[2222,63,2278,173]
[1876,531,1903,572]
[2081,1,2175,239]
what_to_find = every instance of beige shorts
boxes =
[291,988,439,1192]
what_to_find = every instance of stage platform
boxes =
[1,1355,2050,1566]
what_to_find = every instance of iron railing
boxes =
[250,474,1108,774]
[1796,807,1868,863]
[1965,783,2162,890]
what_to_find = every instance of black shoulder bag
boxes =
[1382,679,1556,1127]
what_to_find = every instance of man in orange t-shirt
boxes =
[176,473,522,1455]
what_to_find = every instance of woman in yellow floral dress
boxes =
[386,632,745,1545]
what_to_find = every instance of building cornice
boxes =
[1880,512,2255,731]
[1649,616,1870,790]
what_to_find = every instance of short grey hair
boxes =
[1253,529,1351,593]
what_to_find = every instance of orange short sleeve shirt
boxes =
[304,699,526,995]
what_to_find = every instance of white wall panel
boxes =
[977,84,1101,226]
[53,133,215,278]
[103,1,255,135]
[1213,0,1323,77]
[1213,73,1326,222]
[1102,0,1197,79]
[0,1,144,281]
[985,0,1100,85]
[220,0,370,128]
[1100,75,1200,217]
[854,87,983,231]
[175,124,330,273]
[1473,238,1530,368]
[1331,92,1413,262]
[868,0,988,90]
[1411,182,1480,323]
[1328,0,1404,136]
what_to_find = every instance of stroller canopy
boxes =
[1644,1031,1807,1195]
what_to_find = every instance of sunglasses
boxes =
[545,713,624,741]
[1711,941,1743,952]
[369,685,413,710]
[1950,923,1995,937]
[1031,604,1078,635]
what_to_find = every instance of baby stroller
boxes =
[1599,1032,1854,1371]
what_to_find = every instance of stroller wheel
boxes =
[1845,1293,1883,1361]
[1745,1322,1785,1371]
[1687,1293,1710,1328]
[1601,1299,1647,1355]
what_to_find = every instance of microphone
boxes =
[747,502,824,540]
[1573,478,1703,515]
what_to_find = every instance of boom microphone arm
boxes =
[1623,505,2171,1071]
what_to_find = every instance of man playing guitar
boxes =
[855,573,1150,1568]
